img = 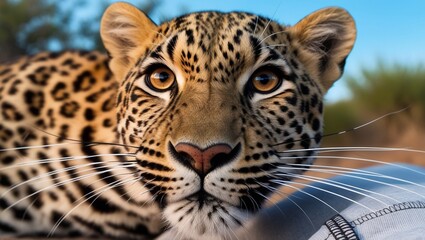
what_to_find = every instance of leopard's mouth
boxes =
[186,189,226,208]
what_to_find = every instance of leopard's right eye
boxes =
[245,65,285,97]
[145,65,176,92]
[251,69,281,94]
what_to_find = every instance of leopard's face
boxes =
[101,3,356,238]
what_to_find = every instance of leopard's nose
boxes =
[171,142,240,175]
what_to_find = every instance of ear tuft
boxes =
[290,8,356,90]
[101,2,157,80]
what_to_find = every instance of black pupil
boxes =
[256,74,272,85]
[157,71,169,82]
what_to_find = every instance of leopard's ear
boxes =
[289,8,356,91]
[101,2,157,81]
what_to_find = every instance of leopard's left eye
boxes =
[250,69,282,94]
[145,65,176,92]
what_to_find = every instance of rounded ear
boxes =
[101,2,157,81]
[289,8,356,91]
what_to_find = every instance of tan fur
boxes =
[101,2,157,81]
[289,8,356,90]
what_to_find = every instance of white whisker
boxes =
[0,153,136,171]
[278,154,425,177]
[273,179,375,211]
[289,161,425,191]
[258,1,282,39]
[257,31,287,46]
[253,15,259,34]
[49,175,138,236]
[255,181,285,214]
[4,163,136,211]
[1,161,136,198]
[259,43,287,51]
[278,146,425,155]
[340,108,408,133]
[281,172,397,205]
[0,142,79,152]
[122,175,144,204]
[256,180,315,229]
[271,179,338,213]
[279,164,425,199]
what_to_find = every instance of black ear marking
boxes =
[318,37,337,72]
[289,7,356,89]
[338,56,348,72]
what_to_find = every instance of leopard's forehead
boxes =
[160,11,276,35]
[140,11,291,86]
[156,11,288,49]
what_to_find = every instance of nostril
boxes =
[209,152,231,170]
[172,143,204,173]
[176,150,195,168]
[209,143,241,171]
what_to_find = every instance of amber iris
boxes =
[147,67,175,91]
[251,70,281,93]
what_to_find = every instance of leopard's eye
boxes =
[146,66,176,92]
[250,69,282,94]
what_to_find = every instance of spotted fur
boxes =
[0,3,356,239]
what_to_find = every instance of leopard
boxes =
[0,2,356,239]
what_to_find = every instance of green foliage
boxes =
[323,100,360,135]
[346,63,425,115]
[324,63,425,145]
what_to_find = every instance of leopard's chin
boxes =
[164,196,252,239]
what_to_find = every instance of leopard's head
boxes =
[101,3,356,238]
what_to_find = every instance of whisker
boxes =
[0,153,136,171]
[270,179,338,213]
[278,154,425,177]
[272,179,375,211]
[49,175,138,236]
[22,198,37,221]
[4,163,136,211]
[227,216,241,240]
[279,164,425,199]
[254,181,286,214]
[106,168,145,206]
[257,31,287,47]
[323,107,408,138]
[87,176,135,208]
[0,142,79,152]
[278,146,425,155]
[241,183,261,212]
[256,180,315,229]
[290,162,384,176]
[288,160,425,190]
[121,176,144,204]
[281,172,397,205]
[259,43,287,51]
[30,125,139,149]
[146,181,167,206]
[253,15,259,34]
[2,161,136,198]
[258,1,282,39]
[135,178,161,209]
[272,108,409,147]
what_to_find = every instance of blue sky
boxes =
[86,0,425,102]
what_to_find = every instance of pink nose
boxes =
[175,143,233,174]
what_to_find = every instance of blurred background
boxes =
[0,0,424,174]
